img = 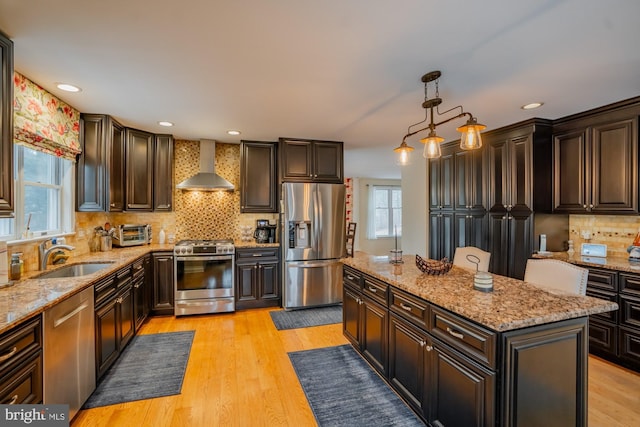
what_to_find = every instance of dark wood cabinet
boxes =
[77,114,126,212]
[485,119,553,279]
[240,140,278,213]
[279,138,343,183]
[132,255,150,332]
[429,142,487,261]
[151,252,174,315]
[126,128,154,211]
[153,134,174,211]
[94,266,135,379]
[235,247,280,309]
[553,115,638,214]
[0,31,13,216]
[342,268,388,376]
[0,316,42,405]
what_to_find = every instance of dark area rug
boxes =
[288,344,425,426]
[270,305,342,330]
[83,331,195,408]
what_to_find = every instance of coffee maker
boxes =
[254,219,277,243]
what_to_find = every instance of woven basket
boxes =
[415,254,453,276]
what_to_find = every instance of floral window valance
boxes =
[13,71,81,161]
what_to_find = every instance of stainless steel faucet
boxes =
[39,240,75,270]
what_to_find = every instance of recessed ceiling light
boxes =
[158,121,174,127]
[521,102,544,110]
[56,83,81,92]
[227,130,241,135]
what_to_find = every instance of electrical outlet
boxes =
[581,230,591,240]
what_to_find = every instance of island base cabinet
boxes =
[429,339,495,427]
[361,296,387,376]
[342,283,361,346]
[501,317,588,427]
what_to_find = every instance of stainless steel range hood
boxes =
[176,139,234,191]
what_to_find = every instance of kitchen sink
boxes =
[37,262,115,279]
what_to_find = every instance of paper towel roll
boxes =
[0,241,8,285]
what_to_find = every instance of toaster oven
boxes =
[112,224,152,247]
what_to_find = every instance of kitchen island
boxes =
[341,252,618,427]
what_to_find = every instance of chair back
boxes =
[452,247,491,272]
[523,259,588,295]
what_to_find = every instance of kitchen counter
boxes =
[0,244,174,334]
[342,252,618,332]
[234,241,280,249]
[533,251,640,273]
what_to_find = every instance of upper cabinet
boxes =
[240,140,278,213]
[0,31,13,217]
[279,138,343,183]
[153,134,174,211]
[553,101,639,215]
[77,114,125,211]
[77,117,173,212]
[125,128,154,211]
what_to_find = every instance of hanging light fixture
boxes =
[397,70,485,162]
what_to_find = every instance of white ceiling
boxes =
[1,0,639,179]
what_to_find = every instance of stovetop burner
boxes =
[174,239,235,255]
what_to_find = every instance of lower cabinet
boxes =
[235,247,280,309]
[152,252,174,315]
[586,267,640,372]
[0,316,43,405]
[94,266,134,379]
[344,264,589,426]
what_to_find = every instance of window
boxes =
[0,145,74,241]
[371,185,401,238]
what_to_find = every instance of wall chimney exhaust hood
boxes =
[176,139,235,191]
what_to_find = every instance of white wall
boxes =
[354,177,402,256]
[401,156,428,257]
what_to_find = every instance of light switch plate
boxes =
[581,243,607,257]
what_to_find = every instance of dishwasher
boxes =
[43,286,95,420]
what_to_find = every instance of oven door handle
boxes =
[175,255,234,262]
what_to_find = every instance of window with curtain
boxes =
[369,185,402,238]
[0,145,74,240]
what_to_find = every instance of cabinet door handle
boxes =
[358,298,364,305]
[367,287,377,293]
[446,327,464,340]
[399,303,412,312]
[425,345,433,352]
[0,346,17,362]
[590,204,594,209]
[4,394,18,405]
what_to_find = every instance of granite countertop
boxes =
[234,241,280,249]
[0,244,174,335]
[532,251,640,273]
[342,252,618,333]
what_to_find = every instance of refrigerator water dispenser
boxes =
[289,221,312,248]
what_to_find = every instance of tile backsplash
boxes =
[569,214,640,257]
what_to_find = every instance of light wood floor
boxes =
[72,308,640,427]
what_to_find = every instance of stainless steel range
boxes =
[174,239,235,316]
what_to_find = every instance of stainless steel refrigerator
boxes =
[282,182,346,310]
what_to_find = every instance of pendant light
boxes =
[397,70,486,162]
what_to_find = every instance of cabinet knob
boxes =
[502,215,507,220]
[590,204,594,209]
[110,203,115,207]
[503,204,507,209]
[425,345,433,352]
[583,204,587,209]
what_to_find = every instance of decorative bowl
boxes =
[415,254,453,276]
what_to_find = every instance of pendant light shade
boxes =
[394,140,414,165]
[457,117,486,150]
[420,131,444,159]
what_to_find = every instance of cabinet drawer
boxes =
[586,288,618,323]
[586,268,618,292]
[236,248,279,262]
[343,266,362,289]
[94,274,117,307]
[430,306,496,369]
[0,317,42,377]
[619,294,640,329]
[362,275,388,306]
[132,257,145,279]
[620,273,640,297]
[0,352,42,405]
[115,265,132,290]
[389,287,429,330]
[588,317,617,355]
